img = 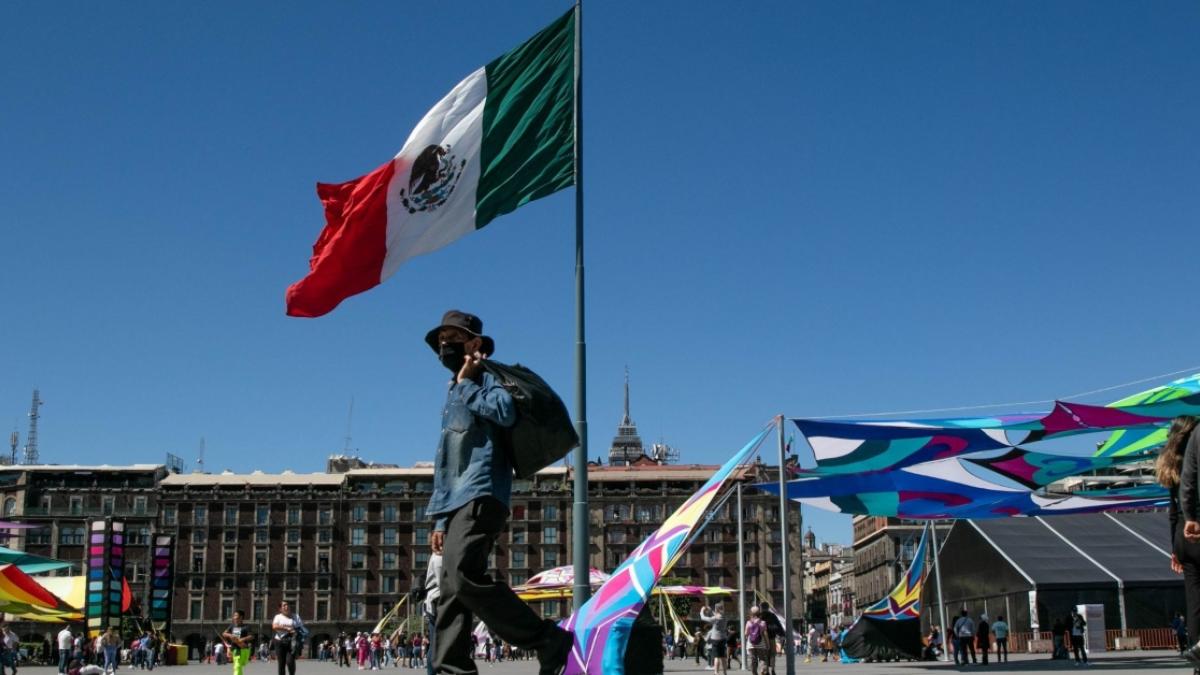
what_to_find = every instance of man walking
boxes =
[57,626,73,674]
[424,310,572,675]
[952,610,976,665]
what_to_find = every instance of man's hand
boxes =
[1172,553,1184,574]
[1186,520,1200,542]
[431,530,444,554]
[457,351,486,383]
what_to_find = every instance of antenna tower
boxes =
[23,389,42,465]
[344,396,355,453]
[7,430,17,465]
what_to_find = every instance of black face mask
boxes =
[438,342,466,373]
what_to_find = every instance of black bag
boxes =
[482,360,579,479]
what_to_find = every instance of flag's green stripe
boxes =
[476,8,575,229]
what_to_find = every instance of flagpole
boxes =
[737,481,747,671]
[777,416,796,675]
[930,520,950,662]
[571,0,591,613]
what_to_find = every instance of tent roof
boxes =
[967,511,1172,589]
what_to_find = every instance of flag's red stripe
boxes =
[285,160,395,317]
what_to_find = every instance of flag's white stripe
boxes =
[382,67,487,281]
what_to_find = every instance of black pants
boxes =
[276,640,296,675]
[1179,528,1200,649]
[978,640,989,665]
[1071,636,1087,663]
[995,637,1008,662]
[435,498,553,675]
[958,638,976,664]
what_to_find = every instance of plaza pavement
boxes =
[25,650,1195,674]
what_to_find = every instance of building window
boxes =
[190,577,204,591]
[543,550,558,567]
[351,527,366,546]
[190,598,203,621]
[287,506,301,526]
[318,507,332,525]
[129,527,150,545]
[350,552,365,569]
[543,526,558,544]
[59,526,84,545]
[348,574,365,594]
[222,578,235,591]
[193,505,207,525]
[223,530,237,544]
[28,527,50,545]
[69,496,83,516]
[385,504,399,522]
[512,505,526,520]
[252,599,264,621]
[192,552,205,573]
[414,527,429,546]
[318,551,330,574]
[256,505,269,526]
[224,506,237,525]
[163,505,177,525]
[134,496,148,516]
[349,601,364,620]
[382,528,397,546]
[352,504,367,522]
[254,550,267,573]
[287,551,299,572]
[511,573,527,586]
[707,572,722,587]
[220,598,233,620]
[317,577,331,592]
[512,550,525,568]
[286,529,300,544]
[381,575,397,594]
[382,551,398,569]
[544,504,558,520]
[512,528,526,544]
[316,599,329,621]
[318,529,332,544]
[285,577,299,591]
[193,530,205,545]
[707,550,721,566]
[255,528,268,544]
[127,561,146,584]
[252,578,265,592]
[605,530,625,544]
[413,504,425,521]
[102,496,115,515]
[415,551,429,567]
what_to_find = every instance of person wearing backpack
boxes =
[952,610,976,665]
[745,607,770,675]
[423,310,573,675]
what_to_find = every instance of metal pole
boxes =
[929,520,949,662]
[737,482,746,671]
[570,0,591,612]
[776,417,795,675]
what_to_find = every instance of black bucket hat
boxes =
[424,310,495,356]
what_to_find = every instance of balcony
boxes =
[21,506,152,518]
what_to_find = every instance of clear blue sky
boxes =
[2,1,1197,546]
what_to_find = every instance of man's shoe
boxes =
[536,627,573,675]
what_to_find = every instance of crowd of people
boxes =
[51,625,164,675]
[313,631,431,669]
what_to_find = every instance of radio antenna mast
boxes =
[23,389,42,465]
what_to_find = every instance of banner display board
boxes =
[149,534,174,628]
[85,519,125,638]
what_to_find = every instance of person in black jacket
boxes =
[1164,416,1200,668]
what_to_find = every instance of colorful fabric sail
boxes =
[758,463,1164,519]
[841,527,929,661]
[863,526,928,620]
[0,545,73,573]
[562,427,771,675]
[0,563,78,618]
[1096,372,1200,457]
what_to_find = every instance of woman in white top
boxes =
[700,603,728,675]
[272,601,306,675]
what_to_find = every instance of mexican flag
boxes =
[286,9,575,317]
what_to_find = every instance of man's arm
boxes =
[455,373,516,428]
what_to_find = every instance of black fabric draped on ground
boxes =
[840,616,923,662]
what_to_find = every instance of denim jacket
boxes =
[427,371,516,531]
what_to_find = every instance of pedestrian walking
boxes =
[1164,416,1200,670]
[423,311,573,675]
[272,600,306,675]
[57,626,74,674]
[100,628,120,674]
[1069,608,1089,666]
[952,610,976,665]
[976,614,990,666]
[223,609,255,675]
[700,603,729,675]
[992,615,1008,663]
[758,602,781,675]
[745,607,770,675]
